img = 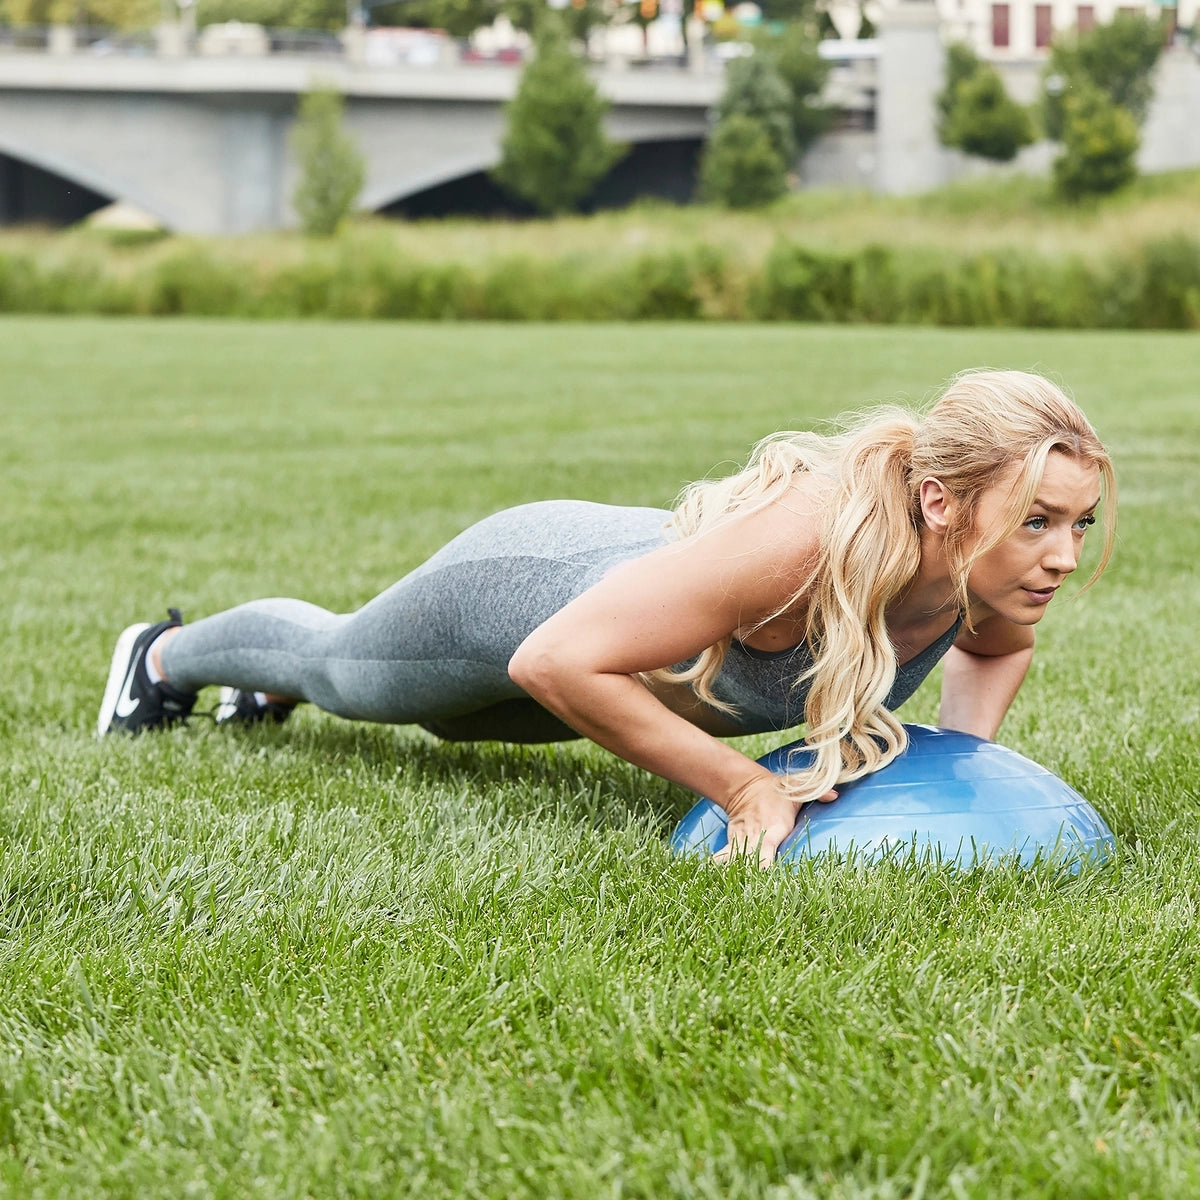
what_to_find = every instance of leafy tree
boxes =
[943,68,1034,162]
[492,19,626,214]
[715,50,797,166]
[760,23,832,156]
[756,0,819,27]
[936,42,1033,162]
[700,112,788,208]
[196,0,345,28]
[291,87,365,236]
[936,42,983,141]
[1043,11,1165,138]
[416,0,501,38]
[504,0,608,41]
[1052,82,1140,200]
[3,0,156,27]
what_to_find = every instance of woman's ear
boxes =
[919,477,954,533]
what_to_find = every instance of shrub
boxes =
[757,23,833,157]
[715,51,797,166]
[753,241,855,320]
[1043,11,1166,138]
[1052,84,1140,201]
[699,114,788,209]
[492,19,626,215]
[937,43,983,141]
[938,43,1034,162]
[942,69,1034,162]
[291,87,366,237]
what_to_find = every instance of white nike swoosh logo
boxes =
[113,661,140,718]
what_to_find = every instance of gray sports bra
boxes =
[697,616,964,735]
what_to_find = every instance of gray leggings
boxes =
[160,501,670,743]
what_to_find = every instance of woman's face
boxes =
[965,451,1102,625]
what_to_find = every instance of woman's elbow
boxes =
[508,635,570,702]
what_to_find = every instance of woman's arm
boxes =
[508,485,826,867]
[939,615,1035,740]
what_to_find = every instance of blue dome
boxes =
[669,724,1115,870]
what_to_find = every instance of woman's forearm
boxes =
[938,643,1033,741]
[510,652,773,806]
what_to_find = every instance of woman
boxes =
[98,369,1116,867]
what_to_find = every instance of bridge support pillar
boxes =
[875,0,954,194]
[48,25,76,55]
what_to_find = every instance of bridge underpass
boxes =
[0,56,718,231]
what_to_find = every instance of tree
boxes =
[715,50,797,166]
[197,0,345,30]
[372,0,502,37]
[1043,11,1165,138]
[504,0,608,42]
[699,113,788,208]
[291,87,365,236]
[937,42,1034,162]
[492,19,626,214]
[942,68,1034,162]
[1052,83,1140,200]
[758,23,832,156]
[936,42,984,141]
[2,0,156,27]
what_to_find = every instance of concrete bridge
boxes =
[2,7,1198,233]
[0,49,722,232]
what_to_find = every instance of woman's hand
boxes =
[712,774,838,870]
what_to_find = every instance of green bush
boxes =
[752,241,854,320]
[1132,234,1200,329]
[1052,84,1140,201]
[942,70,1034,162]
[2,224,1200,328]
[937,43,983,140]
[699,114,788,210]
[1043,11,1166,138]
[715,52,797,166]
[291,87,366,238]
[938,43,1034,162]
[492,20,626,215]
[755,24,832,157]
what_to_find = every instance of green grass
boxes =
[2,318,1199,1198]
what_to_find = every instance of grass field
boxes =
[2,317,1199,1198]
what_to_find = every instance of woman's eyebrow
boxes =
[1031,496,1102,515]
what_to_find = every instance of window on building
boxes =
[992,2,1010,46]
[1076,4,1094,30]
[1035,3,1053,46]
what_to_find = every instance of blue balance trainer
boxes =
[670,724,1115,870]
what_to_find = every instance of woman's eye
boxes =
[1024,516,1049,531]
[1074,515,1096,531]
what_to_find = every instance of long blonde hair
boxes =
[654,369,1117,802]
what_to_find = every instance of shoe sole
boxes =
[96,622,149,737]
[214,686,239,724]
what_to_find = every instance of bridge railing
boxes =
[0,27,50,52]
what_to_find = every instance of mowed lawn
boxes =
[2,317,1199,1198]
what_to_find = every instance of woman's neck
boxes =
[887,527,960,631]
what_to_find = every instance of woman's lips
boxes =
[1023,586,1057,604]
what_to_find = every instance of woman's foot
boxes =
[97,608,196,735]
[214,688,296,726]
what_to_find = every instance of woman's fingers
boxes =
[710,782,839,867]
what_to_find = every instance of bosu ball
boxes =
[670,724,1115,870]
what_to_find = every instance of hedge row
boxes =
[1,233,1199,327]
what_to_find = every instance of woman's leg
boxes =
[137,501,669,739]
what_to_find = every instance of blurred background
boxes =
[0,0,1196,232]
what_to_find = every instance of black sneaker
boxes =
[214,687,295,726]
[96,608,196,736]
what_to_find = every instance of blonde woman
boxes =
[98,370,1115,867]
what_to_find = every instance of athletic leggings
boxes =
[160,501,671,743]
